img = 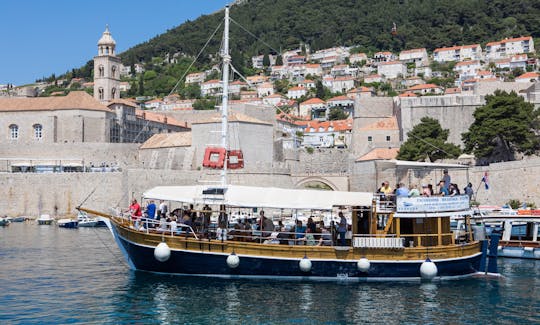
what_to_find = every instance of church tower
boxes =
[93,25,121,103]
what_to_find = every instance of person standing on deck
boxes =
[158,200,168,220]
[145,200,156,228]
[337,211,347,246]
[442,169,451,191]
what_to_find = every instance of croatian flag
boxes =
[481,172,489,190]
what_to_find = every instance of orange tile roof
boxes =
[434,44,480,52]
[516,72,539,79]
[356,148,399,161]
[399,92,417,97]
[300,98,325,105]
[140,132,191,149]
[191,112,272,126]
[202,79,221,85]
[360,116,398,130]
[445,88,461,94]
[108,98,138,107]
[327,95,353,102]
[487,36,532,46]
[407,83,440,91]
[288,86,306,91]
[304,119,353,133]
[477,70,492,76]
[135,109,188,128]
[0,91,111,112]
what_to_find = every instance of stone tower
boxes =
[93,25,121,103]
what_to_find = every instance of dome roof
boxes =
[98,25,116,46]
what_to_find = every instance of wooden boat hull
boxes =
[109,220,486,280]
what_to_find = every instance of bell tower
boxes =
[93,25,121,103]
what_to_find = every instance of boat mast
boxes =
[220,5,230,187]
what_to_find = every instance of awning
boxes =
[143,185,373,210]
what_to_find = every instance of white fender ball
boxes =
[227,253,240,269]
[420,259,438,280]
[154,242,171,262]
[299,257,312,273]
[357,257,370,273]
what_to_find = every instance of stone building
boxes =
[0,91,115,144]
[94,26,121,103]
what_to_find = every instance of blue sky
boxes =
[0,1,229,86]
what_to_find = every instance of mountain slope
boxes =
[121,0,540,65]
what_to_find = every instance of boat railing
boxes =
[374,193,396,212]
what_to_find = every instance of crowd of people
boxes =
[376,169,474,201]
[125,200,349,246]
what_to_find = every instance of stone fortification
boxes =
[0,143,140,171]
[396,94,485,145]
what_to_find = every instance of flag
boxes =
[481,172,489,190]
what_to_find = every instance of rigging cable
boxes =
[168,20,224,96]
[229,18,282,56]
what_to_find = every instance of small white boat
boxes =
[37,214,54,225]
[77,211,99,227]
[0,217,10,227]
[57,218,78,228]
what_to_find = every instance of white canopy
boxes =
[143,185,373,210]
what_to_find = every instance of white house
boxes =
[454,60,482,81]
[372,51,395,64]
[433,44,482,62]
[364,74,383,83]
[229,81,248,96]
[331,76,355,93]
[298,79,316,89]
[263,93,286,106]
[299,98,325,117]
[270,65,289,79]
[510,54,529,70]
[302,119,353,148]
[304,64,323,77]
[287,86,307,99]
[185,72,206,84]
[515,72,540,83]
[399,48,429,67]
[251,54,276,69]
[257,82,274,98]
[377,61,407,79]
[349,53,368,64]
[486,36,535,61]
[405,83,443,95]
[201,79,222,97]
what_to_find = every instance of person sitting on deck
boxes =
[304,228,317,246]
[294,220,306,244]
[408,184,420,197]
[318,227,332,246]
[438,180,449,196]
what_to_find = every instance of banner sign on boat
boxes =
[396,195,469,213]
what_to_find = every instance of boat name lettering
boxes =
[397,196,469,213]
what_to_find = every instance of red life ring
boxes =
[227,150,244,169]
[203,147,227,168]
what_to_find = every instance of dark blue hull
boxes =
[115,235,484,281]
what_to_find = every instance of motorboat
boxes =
[37,214,54,225]
[57,218,78,229]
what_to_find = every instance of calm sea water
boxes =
[1,223,539,324]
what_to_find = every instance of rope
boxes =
[229,17,282,56]
[168,20,224,96]
[91,226,127,267]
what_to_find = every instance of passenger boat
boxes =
[37,214,54,225]
[480,213,540,259]
[79,6,499,281]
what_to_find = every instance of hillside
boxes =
[121,0,540,66]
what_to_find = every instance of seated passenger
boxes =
[294,220,306,244]
[318,227,332,246]
[304,228,316,246]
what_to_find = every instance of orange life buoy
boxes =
[203,147,227,168]
[227,150,244,169]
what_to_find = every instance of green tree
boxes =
[328,107,349,120]
[315,80,325,99]
[462,90,540,161]
[193,98,216,110]
[138,75,144,95]
[397,117,461,161]
[262,52,270,68]
[275,55,283,66]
